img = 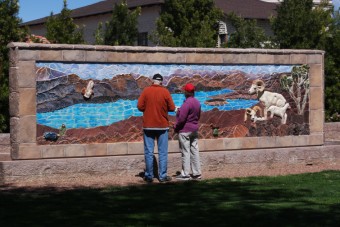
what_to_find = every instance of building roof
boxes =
[22,0,278,26]
[22,0,165,26]
[215,0,278,19]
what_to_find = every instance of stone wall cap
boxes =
[7,42,325,55]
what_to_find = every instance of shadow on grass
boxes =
[0,170,339,226]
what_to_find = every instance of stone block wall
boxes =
[8,43,324,160]
[0,134,11,161]
[324,122,340,141]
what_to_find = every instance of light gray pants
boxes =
[178,131,201,176]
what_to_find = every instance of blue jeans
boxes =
[143,129,169,180]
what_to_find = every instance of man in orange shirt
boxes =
[137,73,175,183]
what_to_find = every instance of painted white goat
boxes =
[267,103,290,124]
[248,79,287,120]
[244,106,265,123]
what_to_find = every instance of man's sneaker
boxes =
[191,175,202,180]
[175,174,191,181]
[143,177,153,183]
[159,176,172,183]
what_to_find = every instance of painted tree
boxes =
[0,0,27,132]
[152,0,223,47]
[45,0,84,44]
[95,1,141,46]
[280,65,310,115]
[227,12,273,48]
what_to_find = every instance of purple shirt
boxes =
[174,96,201,133]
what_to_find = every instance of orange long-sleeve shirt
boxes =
[137,84,175,129]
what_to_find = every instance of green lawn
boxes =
[1,170,339,226]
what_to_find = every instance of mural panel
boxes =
[36,63,310,144]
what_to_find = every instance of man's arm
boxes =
[166,90,176,112]
[137,91,146,112]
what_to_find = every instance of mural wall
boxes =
[36,63,310,145]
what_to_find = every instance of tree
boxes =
[324,9,340,121]
[94,22,104,45]
[271,0,332,49]
[95,1,141,46]
[45,0,84,44]
[152,0,223,47]
[0,0,27,132]
[227,12,273,48]
[271,0,339,121]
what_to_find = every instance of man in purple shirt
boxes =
[174,83,202,180]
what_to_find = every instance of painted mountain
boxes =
[36,66,285,113]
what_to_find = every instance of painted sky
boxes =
[36,62,294,83]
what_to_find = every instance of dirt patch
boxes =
[2,162,339,190]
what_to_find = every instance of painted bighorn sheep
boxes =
[248,79,288,122]
[81,80,94,99]
[267,103,290,124]
[244,106,265,123]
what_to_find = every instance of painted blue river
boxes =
[37,89,258,129]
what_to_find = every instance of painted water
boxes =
[37,89,258,129]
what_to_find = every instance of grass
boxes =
[0,170,339,226]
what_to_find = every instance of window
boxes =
[138,32,148,46]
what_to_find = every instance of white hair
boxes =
[153,79,162,85]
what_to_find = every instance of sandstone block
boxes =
[63,50,85,61]
[18,50,39,61]
[257,54,275,64]
[85,144,107,156]
[167,52,186,63]
[223,138,243,150]
[107,142,128,156]
[40,50,63,61]
[41,145,65,158]
[10,116,36,143]
[309,64,323,87]
[9,67,19,93]
[85,51,108,62]
[290,54,307,64]
[276,136,294,147]
[274,54,290,64]
[107,52,128,62]
[128,142,144,155]
[65,144,86,157]
[308,134,324,145]
[16,144,41,159]
[309,87,323,110]
[204,138,225,151]
[17,61,36,88]
[308,54,323,64]
[309,109,324,133]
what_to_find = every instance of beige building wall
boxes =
[75,14,112,44]
[26,4,274,46]
[27,5,162,45]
